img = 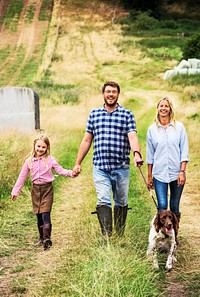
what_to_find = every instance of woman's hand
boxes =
[147,176,154,190]
[178,172,186,186]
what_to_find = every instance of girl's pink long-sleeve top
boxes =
[11,156,73,197]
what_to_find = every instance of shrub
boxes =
[182,32,200,59]
[135,12,159,30]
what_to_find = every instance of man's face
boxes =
[103,85,119,108]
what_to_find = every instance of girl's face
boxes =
[34,140,48,158]
[158,99,170,117]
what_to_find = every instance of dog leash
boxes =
[137,165,158,208]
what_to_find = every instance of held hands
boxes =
[72,165,81,177]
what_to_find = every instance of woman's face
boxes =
[34,140,47,158]
[158,99,170,117]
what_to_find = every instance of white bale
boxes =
[163,70,175,80]
[177,69,188,74]
[176,59,190,69]
[188,58,200,69]
[188,68,200,74]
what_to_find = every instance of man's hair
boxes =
[102,81,120,93]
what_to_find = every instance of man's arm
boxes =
[128,131,143,166]
[74,132,93,173]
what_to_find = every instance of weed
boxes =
[11,265,25,273]
[187,113,200,121]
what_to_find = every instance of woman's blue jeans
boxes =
[153,177,184,215]
[93,165,130,208]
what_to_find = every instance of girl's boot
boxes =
[43,223,52,250]
[35,224,43,248]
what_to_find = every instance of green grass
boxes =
[41,245,160,296]
[169,74,200,88]
[118,13,200,62]
[29,81,80,105]
[1,0,24,31]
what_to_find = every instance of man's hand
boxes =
[133,151,143,167]
[136,160,144,167]
[73,165,81,175]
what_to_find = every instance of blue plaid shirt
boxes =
[86,104,137,170]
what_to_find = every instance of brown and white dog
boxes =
[147,210,179,271]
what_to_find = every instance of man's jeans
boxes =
[93,165,130,208]
[153,177,184,215]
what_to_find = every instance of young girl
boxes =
[12,134,78,250]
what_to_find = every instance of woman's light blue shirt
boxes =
[146,121,189,183]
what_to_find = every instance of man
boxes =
[74,81,143,238]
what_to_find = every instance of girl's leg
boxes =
[36,213,43,226]
[169,180,184,216]
[35,213,44,247]
[42,212,52,250]
[42,212,51,225]
[153,178,168,211]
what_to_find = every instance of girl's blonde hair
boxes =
[155,96,175,125]
[28,134,50,168]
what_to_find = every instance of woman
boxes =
[146,97,189,226]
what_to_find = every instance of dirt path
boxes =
[10,0,44,84]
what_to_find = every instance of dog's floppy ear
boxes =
[172,212,179,237]
[154,212,160,233]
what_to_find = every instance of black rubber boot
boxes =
[96,206,112,237]
[35,224,44,248]
[114,205,128,236]
[43,223,52,250]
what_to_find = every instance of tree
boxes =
[120,0,164,18]
[182,32,200,60]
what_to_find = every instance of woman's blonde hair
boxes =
[28,134,50,168]
[155,96,175,125]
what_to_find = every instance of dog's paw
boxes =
[153,260,159,270]
[172,255,177,263]
[165,263,172,271]
[166,258,173,271]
